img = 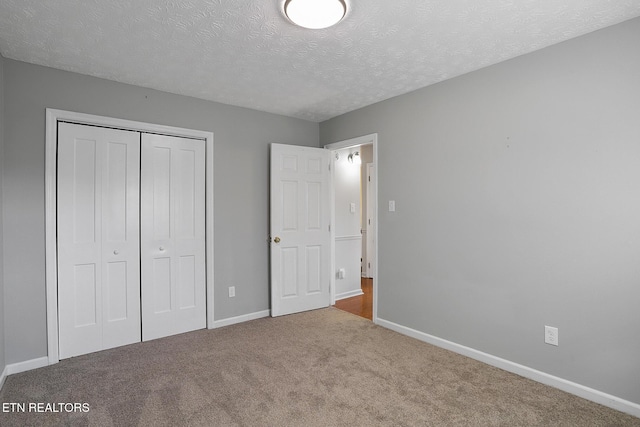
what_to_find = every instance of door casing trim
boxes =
[45,109,215,365]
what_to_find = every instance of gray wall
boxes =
[0,53,6,375]
[320,17,640,405]
[2,59,318,364]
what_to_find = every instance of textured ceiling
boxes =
[1,0,639,122]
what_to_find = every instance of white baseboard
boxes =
[0,356,50,390]
[6,356,50,375]
[0,365,7,390]
[335,289,364,301]
[211,309,271,329]
[377,318,640,419]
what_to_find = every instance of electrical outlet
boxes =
[545,325,558,346]
[228,286,235,298]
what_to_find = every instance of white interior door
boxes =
[141,134,206,341]
[270,143,331,316]
[57,122,141,359]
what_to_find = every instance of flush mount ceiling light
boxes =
[284,0,347,30]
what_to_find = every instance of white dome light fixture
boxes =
[284,0,347,30]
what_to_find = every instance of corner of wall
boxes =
[0,51,7,385]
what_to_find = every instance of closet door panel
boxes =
[141,134,206,341]
[57,123,141,359]
[150,146,172,240]
[101,136,141,350]
[178,255,196,309]
[152,257,172,313]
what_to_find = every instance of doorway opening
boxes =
[325,134,378,322]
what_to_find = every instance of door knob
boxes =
[113,250,119,255]
[159,246,165,251]
[274,237,281,243]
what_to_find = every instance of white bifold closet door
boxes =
[57,124,206,359]
[140,134,206,341]
[57,123,141,359]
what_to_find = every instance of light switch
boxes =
[350,202,356,213]
[388,200,396,212]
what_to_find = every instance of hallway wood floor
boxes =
[333,278,373,320]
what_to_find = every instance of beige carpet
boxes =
[1,307,638,426]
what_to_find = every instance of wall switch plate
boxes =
[350,202,356,213]
[228,286,235,298]
[388,200,396,212]
[545,325,558,346]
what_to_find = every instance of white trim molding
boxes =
[212,310,271,329]
[1,356,50,390]
[335,289,364,301]
[45,109,215,365]
[0,366,7,390]
[5,357,50,378]
[335,234,362,241]
[377,317,640,418]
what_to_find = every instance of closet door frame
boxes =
[45,109,214,365]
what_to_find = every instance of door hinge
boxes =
[328,224,331,232]
[368,175,371,182]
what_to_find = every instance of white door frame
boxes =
[45,109,214,365]
[325,133,378,322]
[365,163,375,279]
